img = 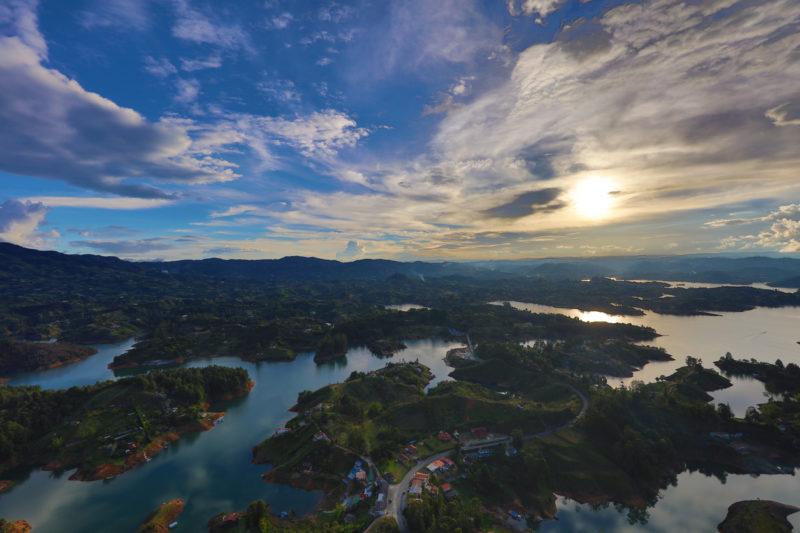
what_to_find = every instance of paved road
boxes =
[384,450,453,532]
[523,383,589,440]
[371,383,590,531]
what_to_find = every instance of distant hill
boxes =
[148,255,494,282]
[2,242,799,285]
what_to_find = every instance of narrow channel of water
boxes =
[0,339,461,531]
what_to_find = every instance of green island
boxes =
[717,500,800,533]
[0,339,97,376]
[0,366,251,482]
[228,346,800,532]
[137,498,185,533]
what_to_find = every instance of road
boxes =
[523,383,589,440]
[383,450,452,532]
[371,383,590,531]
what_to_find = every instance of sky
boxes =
[0,0,799,261]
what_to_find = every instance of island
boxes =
[0,519,32,533]
[138,499,184,533]
[0,339,97,376]
[0,366,251,481]
[718,500,800,533]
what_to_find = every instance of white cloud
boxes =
[22,197,174,209]
[268,12,293,29]
[180,55,222,71]
[80,0,150,31]
[0,199,54,247]
[0,0,46,58]
[336,240,366,260]
[506,0,567,22]
[210,204,261,218]
[174,78,200,104]
[143,56,178,78]
[316,56,333,66]
[172,0,252,51]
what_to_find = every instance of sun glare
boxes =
[572,177,617,219]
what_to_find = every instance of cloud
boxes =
[267,12,293,30]
[0,199,53,247]
[0,0,46,58]
[172,0,252,51]
[713,204,800,252]
[80,0,150,31]
[316,57,333,66]
[0,8,240,198]
[209,204,261,218]
[336,240,366,260]
[21,197,174,209]
[356,0,506,79]
[257,78,301,103]
[766,102,800,127]
[180,55,222,71]
[143,56,178,78]
[506,0,567,22]
[243,110,369,158]
[174,78,200,104]
[482,188,565,219]
[69,238,175,255]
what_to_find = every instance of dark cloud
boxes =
[0,28,237,198]
[482,188,565,219]
[69,238,174,255]
[558,18,612,61]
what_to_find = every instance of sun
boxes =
[572,177,617,219]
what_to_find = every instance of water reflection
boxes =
[537,471,800,531]
[0,339,461,532]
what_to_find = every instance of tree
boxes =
[716,403,733,421]
[511,428,523,450]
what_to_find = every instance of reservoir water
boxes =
[0,339,460,531]
[2,301,800,531]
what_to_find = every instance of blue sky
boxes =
[0,0,799,261]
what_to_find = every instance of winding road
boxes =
[375,383,590,532]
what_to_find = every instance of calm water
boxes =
[0,339,461,531]
[4,302,800,531]
[539,471,800,531]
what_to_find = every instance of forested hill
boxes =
[2,242,800,286]
[149,255,496,282]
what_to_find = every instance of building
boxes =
[471,427,488,437]
[438,431,452,442]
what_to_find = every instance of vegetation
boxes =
[716,352,800,395]
[0,366,250,478]
[138,499,184,533]
[0,339,97,375]
[717,500,800,533]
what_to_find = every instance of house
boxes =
[440,483,452,492]
[414,472,429,482]
[428,485,439,495]
[397,453,410,464]
[410,478,424,497]
[426,459,445,472]
[356,471,367,482]
[406,444,418,455]
[438,431,452,442]
[313,431,329,442]
[274,427,291,436]
[471,427,488,437]
[441,457,454,468]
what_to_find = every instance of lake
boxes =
[0,339,461,531]
[2,302,800,531]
